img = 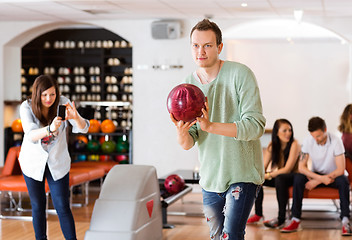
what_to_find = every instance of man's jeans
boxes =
[202,182,260,240]
[292,173,350,220]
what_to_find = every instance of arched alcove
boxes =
[222,19,350,142]
[223,19,348,42]
[2,22,133,162]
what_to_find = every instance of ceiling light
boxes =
[294,9,304,22]
[241,3,248,7]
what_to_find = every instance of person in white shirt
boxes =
[281,116,351,236]
[19,75,89,240]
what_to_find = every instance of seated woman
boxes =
[247,119,300,228]
[338,104,352,158]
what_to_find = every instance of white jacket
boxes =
[19,96,89,181]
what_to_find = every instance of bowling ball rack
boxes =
[159,181,192,229]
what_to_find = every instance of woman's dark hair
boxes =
[190,18,222,46]
[271,119,294,167]
[30,75,60,126]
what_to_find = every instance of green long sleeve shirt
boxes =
[186,61,266,192]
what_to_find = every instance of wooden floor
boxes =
[1,185,352,240]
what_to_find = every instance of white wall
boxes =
[226,39,349,143]
[1,18,352,178]
[0,20,201,177]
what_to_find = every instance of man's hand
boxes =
[170,113,196,134]
[319,175,334,185]
[170,113,196,150]
[197,99,211,132]
[305,179,321,190]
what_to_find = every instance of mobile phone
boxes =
[58,105,66,119]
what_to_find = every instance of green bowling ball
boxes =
[116,141,129,153]
[101,140,116,153]
[87,139,100,152]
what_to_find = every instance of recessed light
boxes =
[241,3,248,7]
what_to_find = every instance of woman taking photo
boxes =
[19,75,89,240]
[247,119,300,228]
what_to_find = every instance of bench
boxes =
[0,146,110,218]
[287,156,352,212]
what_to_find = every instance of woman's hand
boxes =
[49,116,62,133]
[65,101,87,130]
[64,101,79,121]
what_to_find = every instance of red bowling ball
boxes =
[164,174,185,194]
[167,83,205,122]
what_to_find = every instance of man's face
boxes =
[191,29,223,68]
[310,129,328,145]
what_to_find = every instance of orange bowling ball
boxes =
[11,119,23,132]
[88,119,101,133]
[100,119,116,133]
[76,135,88,144]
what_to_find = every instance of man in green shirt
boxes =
[170,19,266,240]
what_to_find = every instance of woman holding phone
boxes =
[19,75,89,240]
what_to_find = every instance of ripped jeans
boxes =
[202,182,260,240]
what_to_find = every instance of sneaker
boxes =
[247,214,263,225]
[342,222,352,236]
[281,219,302,233]
[263,218,285,229]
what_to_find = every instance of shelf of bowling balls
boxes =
[71,132,130,148]
[72,154,130,164]
[71,137,130,163]
[71,151,129,156]
[40,48,104,56]
[21,73,40,77]
[70,151,129,159]
[55,79,133,86]
[34,46,132,57]
[73,131,130,136]
[103,47,132,54]
[77,100,131,107]
[104,65,132,74]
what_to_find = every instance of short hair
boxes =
[190,19,222,46]
[308,117,326,132]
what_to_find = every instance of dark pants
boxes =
[255,173,295,223]
[291,173,350,220]
[23,165,76,240]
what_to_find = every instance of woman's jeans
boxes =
[202,182,260,240]
[23,165,76,240]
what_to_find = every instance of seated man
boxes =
[281,117,351,236]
